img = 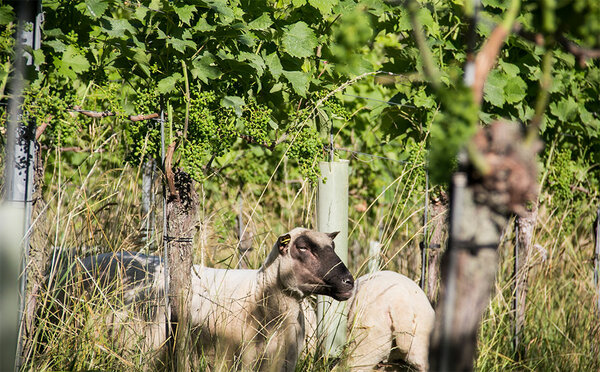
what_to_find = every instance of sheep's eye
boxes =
[297,245,308,251]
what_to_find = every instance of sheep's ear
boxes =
[327,231,340,240]
[278,234,291,254]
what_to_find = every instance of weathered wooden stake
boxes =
[595,207,600,316]
[317,160,349,358]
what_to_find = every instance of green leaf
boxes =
[0,5,14,24]
[168,38,197,53]
[481,0,508,9]
[85,0,109,18]
[283,71,309,97]
[55,45,90,80]
[104,19,137,37]
[264,52,283,80]
[132,49,151,78]
[239,52,265,76]
[308,0,339,15]
[221,96,245,117]
[549,97,578,122]
[417,8,440,38]
[194,17,216,32]
[191,53,221,83]
[292,0,307,7]
[413,89,435,109]
[282,22,318,59]
[504,76,527,104]
[206,0,235,21]
[483,70,507,108]
[46,40,67,53]
[499,60,520,76]
[174,4,197,25]
[248,13,272,30]
[157,73,182,94]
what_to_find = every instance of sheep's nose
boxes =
[342,275,354,289]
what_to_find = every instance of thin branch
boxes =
[71,107,116,118]
[35,115,52,140]
[556,35,600,68]
[182,60,190,139]
[471,0,520,105]
[129,113,159,121]
[71,106,159,121]
[472,26,511,105]
[406,0,441,90]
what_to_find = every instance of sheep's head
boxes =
[275,228,354,301]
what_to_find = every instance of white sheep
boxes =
[346,270,435,371]
[56,228,354,371]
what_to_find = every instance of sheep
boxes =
[346,271,435,371]
[52,228,354,371]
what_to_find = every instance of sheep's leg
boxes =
[347,324,392,371]
[393,320,430,372]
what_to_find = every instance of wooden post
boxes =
[429,122,539,371]
[166,170,197,372]
[317,160,349,357]
[514,206,538,358]
[595,208,600,316]
[426,194,448,304]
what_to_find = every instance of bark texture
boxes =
[514,206,538,355]
[426,193,448,304]
[166,170,198,372]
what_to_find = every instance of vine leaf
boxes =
[55,45,90,80]
[264,52,283,79]
[84,0,109,18]
[191,53,221,83]
[282,22,318,58]
[550,97,579,122]
[248,13,273,30]
[173,4,197,25]
[221,96,245,117]
[504,76,527,104]
[283,71,309,97]
[483,70,507,108]
[157,73,182,94]
[308,0,338,15]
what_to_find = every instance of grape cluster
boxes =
[21,86,79,146]
[182,89,237,180]
[314,90,350,122]
[288,125,322,184]
[125,87,161,163]
[240,99,272,145]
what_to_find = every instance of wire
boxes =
[342,93,417,108]
[333,146,419,166]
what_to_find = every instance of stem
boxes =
[407,0,441,91]
[182,61,190,140]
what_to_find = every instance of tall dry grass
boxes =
[14,119,599,371]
